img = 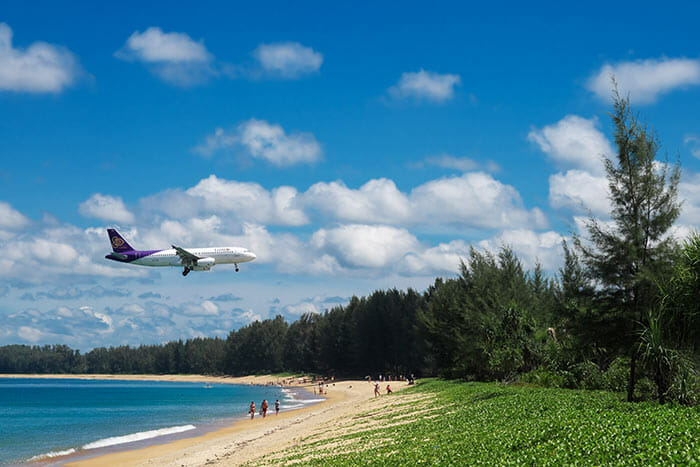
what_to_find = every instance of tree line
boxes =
[0,91,697,404]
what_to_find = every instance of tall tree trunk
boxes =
[627,349,637,402]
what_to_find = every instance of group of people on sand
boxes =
[373,382,392,397]
[248,399,280,419]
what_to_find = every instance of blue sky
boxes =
[2,2,700,349]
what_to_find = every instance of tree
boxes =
[575,88,681,401]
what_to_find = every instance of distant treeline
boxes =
[0,286,425,377]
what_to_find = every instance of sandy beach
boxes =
[2,374,412,466]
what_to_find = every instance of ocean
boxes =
[0,377,317,465]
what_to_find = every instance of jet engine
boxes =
[193,257,216,271]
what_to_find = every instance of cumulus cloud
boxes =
[411,173,548,230]
[183,300,219,316]
[252,42,322,78]
[312,224,419,269]
[116,27,215,86]
[79,194,135,224]
[549,170,610,216]
[528,115,613,174]
[588,57,700,104]
[0,22,82,93]
[529,115,615,217]
[304,178,411,224]
[145,172,545,232]
[477,229,566,271]
[184,175,308,225]
[275,295,350,317]
[399,240,471,276]
[389,69,461,102]
[305,173,546,230]
[194,119,322,166]
[0,201,30,229]
[678,172,700,226]
[0,222,147,281]
[17,326,44,342]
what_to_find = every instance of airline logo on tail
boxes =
[111,236,125,249]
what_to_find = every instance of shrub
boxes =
[602,357,630,392]
[571,360,605,390]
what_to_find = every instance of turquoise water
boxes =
[0,378,306,465]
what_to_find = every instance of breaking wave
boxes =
[82,424,197,450]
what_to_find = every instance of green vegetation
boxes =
[253,380,699,466]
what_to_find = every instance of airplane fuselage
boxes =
[106,247,255,269]
[104,229,256,276]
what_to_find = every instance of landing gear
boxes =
[235,263,239,272]
[182,267,191,277]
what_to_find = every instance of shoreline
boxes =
[1,373,329,466]
[0,373,297,386]
[4,374,408,466]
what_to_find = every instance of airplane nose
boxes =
[247,251,257,261]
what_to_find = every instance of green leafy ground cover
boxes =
[256,380,699,466]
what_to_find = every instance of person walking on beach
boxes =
[374,382,380,397]
[275,399,280,415]
[249,401,256,419]
[261,399,269,418]
[386,384,392,394]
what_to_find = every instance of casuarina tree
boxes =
[575,86,681,402]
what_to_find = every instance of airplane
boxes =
[104,228,256,277]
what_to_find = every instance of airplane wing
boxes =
[172,245,201,266]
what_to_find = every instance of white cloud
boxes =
[305,173,546,230]
[684,135,700,159]
[399,240,471,276]
[283,301,320,315]
[389,69,461,102]
[183,300,219,316]
[425,154,499,172]
[679,172,700,225]
[17,326,44,342]
[588,57,700,104]
[304,178,411,224]
[0,22,81,93]
[253,42,322,78]
[410,173,548,230]
[79,194,135,224]
[194,119,322,166]
[549,170,610,216]
[0,201,30,229]
[528,115,613,174]
[145,171,545,233]
[311,224,419,268]
[180,175,307,225]
[478,229,566,271]
[0,223,147,280]
[116,27,215,86]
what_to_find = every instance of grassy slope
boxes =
[262,380,699,466]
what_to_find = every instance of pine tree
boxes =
[575,87,681,401]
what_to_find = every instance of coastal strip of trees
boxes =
[0,92,698,405]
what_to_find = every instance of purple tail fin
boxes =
[107,229,135,253]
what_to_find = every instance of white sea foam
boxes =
[82,424,196,450]
[28,448,77,461]
[300,398,326,404]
